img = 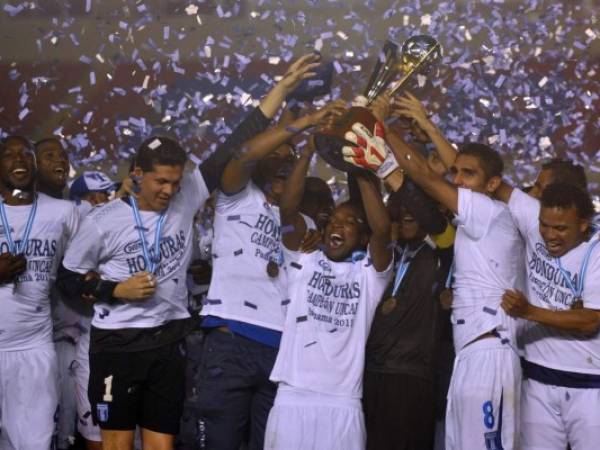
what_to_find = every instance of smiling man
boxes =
[35,137,70,198]
[342,109,524,450]
[263,138,392,450]
[57,136,208,450]
[499,182,600,450]
[0,135,79,450]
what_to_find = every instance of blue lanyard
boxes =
[391,243,425,297]
[556,234,600,301]
[0,197,38,255]
[129,197,167,274]
[445,260,455,289]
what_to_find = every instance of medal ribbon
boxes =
[556,234,600,302]
[0,196,38,255]
[444,260,455,289]
[390,243,426,297]
[129,196,167,274]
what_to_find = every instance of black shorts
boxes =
[88,339,186,434]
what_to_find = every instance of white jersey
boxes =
[509,189,600,374]
[270,245,392,399]
[202,181,314,331]
[0,193,79,351]
[451,188,523,352]
[62,169,209,330]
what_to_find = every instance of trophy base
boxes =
[314,106,378,174]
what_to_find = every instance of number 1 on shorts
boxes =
[103,375,114,402]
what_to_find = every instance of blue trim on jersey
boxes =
[523,359,600,388]
[201,316,281,348]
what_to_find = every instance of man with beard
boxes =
[0,135,79,450]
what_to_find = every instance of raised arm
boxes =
[355,174,392,272]
[279,141,315,251]
[386,130,459,214]
[199,53,320,193]
[394,92,457,170]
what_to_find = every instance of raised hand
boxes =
[393,92,432,130]
[113,271,157,301]
[305,99,347,129]
[277,53,322,94]
[369,92,392,123]
[342,122,388,172]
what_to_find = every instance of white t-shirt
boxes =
[51,200,100,343]
[202,182,314,331]
[451,188,524,351]
[270,246,393,398]
[509,189,600,374]
[0,193,79,351]
[62,169,209,330]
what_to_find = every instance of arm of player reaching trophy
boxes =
[279,102,346,251]
[501,289,600,335]
[342,110,459,214]
[279,138,315,251]
[354,174,393,272]
[393,92,457,170]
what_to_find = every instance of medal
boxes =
[267,260,279,278]
[571,297,584,310]
[439,289,453,310]
[129,196,167,274]
[0,196,37,293]
[381,296,397,315]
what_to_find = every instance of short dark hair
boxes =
[34,137,63,154]
[0,135,32,155]
[540,183,594,220]
[458,143,504,180]
[136,136,187,172]
[541,159,587,192]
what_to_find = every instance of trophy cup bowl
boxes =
[314,35,442,174]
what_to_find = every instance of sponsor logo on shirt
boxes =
[124,230,186,277]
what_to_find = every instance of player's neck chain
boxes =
[0,194,38,255]
[555,232,600,307]
[129,196,167,274]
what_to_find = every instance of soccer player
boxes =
[263,136,393,450]
[57,54,323,450]
[527,159,587,200]
[195,95,343,448]
[66,170,117,450]
[342,98,524,450]
[363,190,446,450]
[0,135,79,450]
[35,137,84,450]
[496,180,600,449]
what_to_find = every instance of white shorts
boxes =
[71,332,102,443]
[55,339,78,448]
[265,385,365,450]
[521,378,600,450]
[0,344,59,450]
[445,337,521,450]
